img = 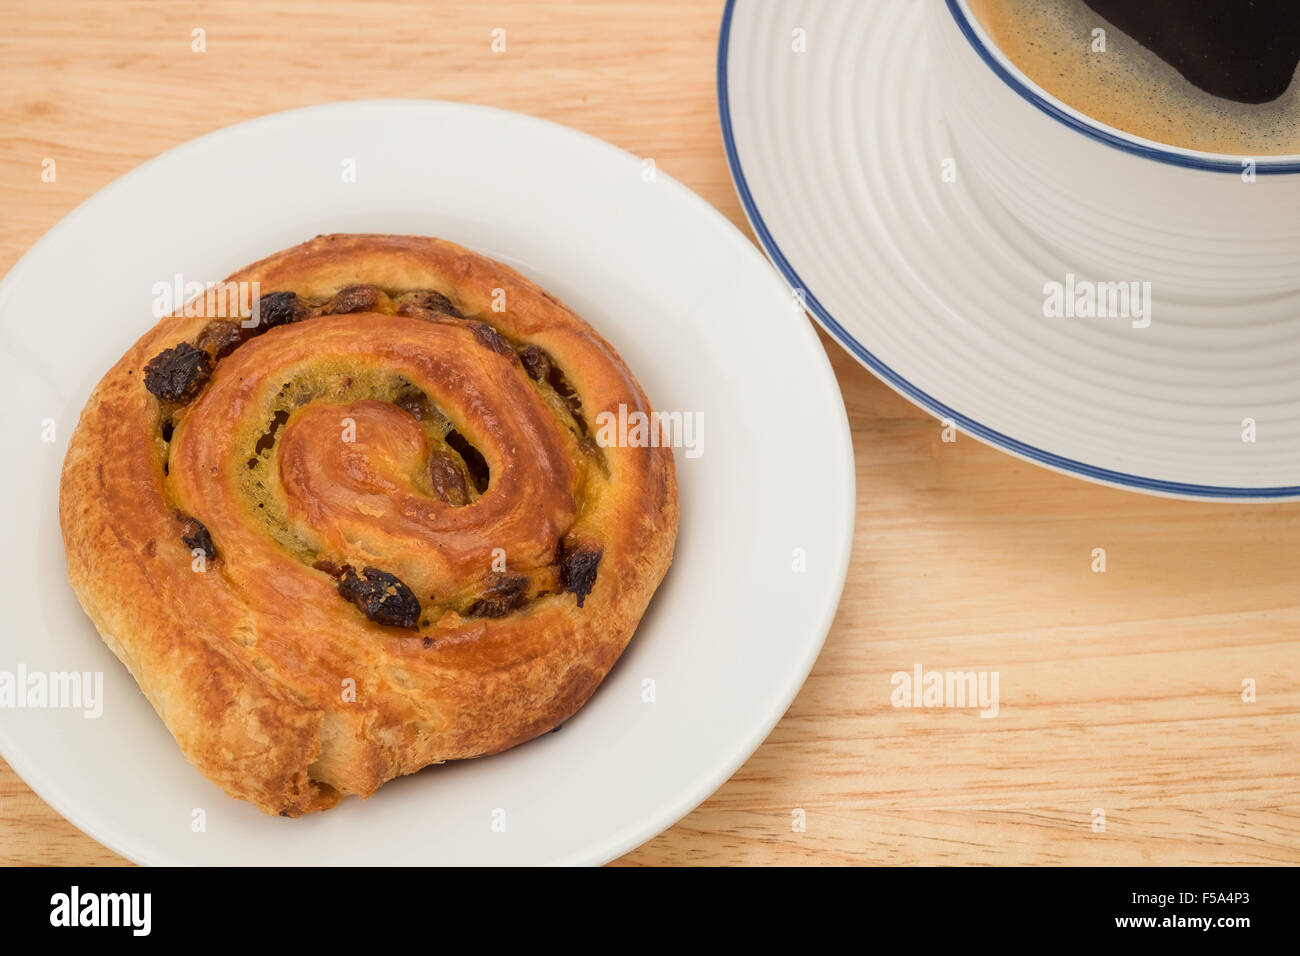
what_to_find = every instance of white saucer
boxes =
[0,100,854,864]
[720,0,1300,499]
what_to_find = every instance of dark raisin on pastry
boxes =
[465,573,530,618]
[394,390,432,421]
[143,343,213,404]
[404,290,462,318]
[196,320,244,359]
[337,566,421,630]
[252,291,304,330]
[545,362,588,435]
[324,284,382,315]
[445,430,490,494]
[470,322,515,357]
[556,539,602,608]
[517,345,551,382]
[178,515,216,560]
[428,449,471,506]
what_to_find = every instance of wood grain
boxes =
[1,0,1296,867]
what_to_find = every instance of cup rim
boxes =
[948,0,1300,174]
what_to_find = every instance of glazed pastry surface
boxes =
[59,234,678,815]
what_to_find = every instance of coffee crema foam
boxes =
[966,0,1300,156]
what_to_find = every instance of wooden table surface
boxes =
[1,0,1296,867]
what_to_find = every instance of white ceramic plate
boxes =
[720,0,1300,499]
[0,100,854,865]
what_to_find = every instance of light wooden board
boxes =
[0,0,1295,866]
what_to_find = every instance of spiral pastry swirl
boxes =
[60,235,678,815]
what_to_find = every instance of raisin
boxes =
[401,289,461,317]
[546,363,588,435]
[312,559,343,577]
[178,515,216,560]
[518,345,551,382]
[470,322,514,356]
[394,390,432,421]
[337,566,421,630]
[324,284,382,315]
[196,320,243,359]
[428,449,470,506]
[556,539,602,608]
[445,430,489,494]
[464,573,530,618]
[251,291,302,331]
[143,343,212,403]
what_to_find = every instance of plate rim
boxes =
[716,0,1300,501]
[0,97,857,866]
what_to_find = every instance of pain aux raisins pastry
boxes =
[59,234,678,816]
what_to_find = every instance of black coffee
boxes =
[1084,0,1300,103]
[967,0,1300,154]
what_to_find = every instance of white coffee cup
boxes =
[926,0,1300,300]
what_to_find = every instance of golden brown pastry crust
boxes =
[59,234,678,815]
